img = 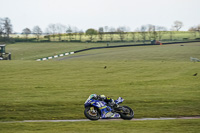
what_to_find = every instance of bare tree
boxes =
[147,24,157,40]
[108,27,116,41]
[98,27,104,41]
[169,26,176,41]
[104,26,109,41]
[47,24,57,41]
[156,26,167,40]
[139,25,147,43]
[32,26,42,41]
[44,28,51,41]
[66,26,73,41]
[197,24,200,37]
[173,21,183,31]
[0,18,4,39]
[1,17,13,40]
[104,26,109,32]
[78,30,84,42]
[22,28,31,40]
[130,31,137,42]
[188,26,196,32]
[117,26,127,42]
[188,25,199,38]
[73,27,79,41]
[56,23,66,41]
[189,27,197,38]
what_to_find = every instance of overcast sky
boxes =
[1,0,200,32]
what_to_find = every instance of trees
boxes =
[117,26,127,42]
[0,18,196,43]
[66,26,73,41]
[0,17,13,41]
[173,21,183,31]
[78,30,84,42]
[138,24,167,42]
[0,18,4,39]
[98,27,104,41]
[169,26,176,41]
[188,25,200,38]
[156,26,167,40]
[22,28,31,40]
[32,26,42,41]
[108,27,116,42]
[3,18,13,39]
[44,28,51,41]
[46,24,57,41]
[147,24,157,40]
[85,28,98,42]
[72,26,79,41]
[197,25,200,37]
[189,27,197,38]
[104,26,109,32]
[56,23,66,41]
[138,25,147,43]
[130,31,137,42]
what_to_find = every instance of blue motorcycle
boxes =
[84,96,134,120]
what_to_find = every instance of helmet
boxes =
[100,95,106,100]
[100,95,106,98]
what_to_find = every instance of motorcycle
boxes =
[84,96,134,120]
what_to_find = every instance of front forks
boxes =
[90,107,96,113]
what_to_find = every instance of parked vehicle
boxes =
[0,44,11,60]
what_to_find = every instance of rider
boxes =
[90,94,116,107]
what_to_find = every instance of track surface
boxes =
[2,117,200,123]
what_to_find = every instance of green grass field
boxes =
[0,119,200,133]
[0,42,200,132]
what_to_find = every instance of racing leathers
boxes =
[92,94,116,107]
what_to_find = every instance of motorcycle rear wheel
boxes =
[119,106,134,120]
[84,106,100,120]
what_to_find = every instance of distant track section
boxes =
[36,40,200,61]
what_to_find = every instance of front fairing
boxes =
[84,97,122,119]
[84,98,107,108]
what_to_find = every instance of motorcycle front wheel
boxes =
[84,106,100,120]
[119,106,134,120]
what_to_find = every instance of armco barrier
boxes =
[74,40,200,54]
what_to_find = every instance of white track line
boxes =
[1,117,200,123]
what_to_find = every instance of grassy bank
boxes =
[6,42,142,60]
[1,41,200,132]
[6,41,200,60]
[1,42,200,121]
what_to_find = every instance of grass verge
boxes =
[0,119,200,133]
